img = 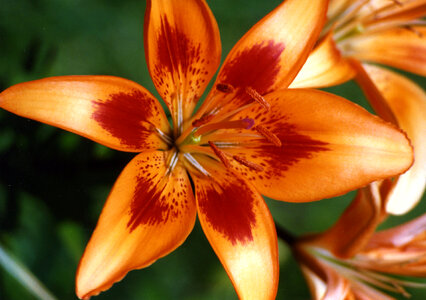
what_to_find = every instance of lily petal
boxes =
[297,248,350,300]
[363,64,426,215]
[227,89,413,202]
[355,214,426,276]
[367,214,426,249]
[76,151,196,299]
[290,34,356,88]
[341,26,426,76]
[198,0,328,116]
[144,0,221,121]
[306,183,385,258]
[191,157,278,300]
[362,0,426,26]
[0,76,170,152]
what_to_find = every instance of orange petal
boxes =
[296,247,350,300]
[144,0,221,122]
[368,214,426,249]
[362,0,426,26]
[198,0,328,116]
[290,34,356,88]
[76,151,196,299]
[306,183,386,258]
[226,88,413,202]
[191,157,278,300]
[356,214,426,276]
[0,76,170,152]
[350,59,398,125]
[363,64,426,215]
[342,26,426,76]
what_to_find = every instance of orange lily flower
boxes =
[294,183,426,300]
[0,0,414,299]
[291,0,426,215]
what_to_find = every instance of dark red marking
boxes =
[196,173,256,245]
[219,41,285,102]
[92,90,159,149]
[127,174,170,231]
[253,115,329,178]
[151,16,206,104]
[126,156,186,232]
[156,17,201,74]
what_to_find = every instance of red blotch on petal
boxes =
[196,173,256,245]
[259,120,329,178]
[220,41,285,98]
[151,17,207,99]
[126,156,183,232]
[92,90,159,149]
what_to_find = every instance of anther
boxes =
[255,125,282,147]
[245,86,270,111]
[194,118,255,137]
[233,155,264,172]
[192,114,214,127]
[404,25,423,38]
[216,83,235,93]
[208,141,232,169]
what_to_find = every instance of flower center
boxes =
[167,83,281,176]
[325,0,415,47]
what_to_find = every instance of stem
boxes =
[275,223,296,246]
[0,243,57,300]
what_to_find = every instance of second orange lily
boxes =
[0,0,414,299]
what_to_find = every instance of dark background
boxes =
[0,0,425,299]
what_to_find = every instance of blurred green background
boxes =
[0,0,425,299]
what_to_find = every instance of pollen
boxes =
[192,114,214,127]
[245,86,270,111]
[233,155,264,172]
[255,124,282,147]
[216,83,235,93]
[208,141,232,169]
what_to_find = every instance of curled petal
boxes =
[363,64,426,215]
[342,26,426,76]
[290,34,356,89]
[198,0,328,116]
[0,76,170,152]
[227,89,413,202]
[306,183,386,258]
[354,214,426,276]
[296,248,350,300]
[144,0,221,121]
[76,151,196,299]
[191,157,278,300]
[367,214,426,249]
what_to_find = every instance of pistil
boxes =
[194,118,255,137]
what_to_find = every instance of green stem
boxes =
[0,243,58,300]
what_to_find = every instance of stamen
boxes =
[404,25,423,37]
[233,155,264,172]
[390,0,403,6]
[255,125,282,147]
[183,153,210,176]
[192,114,214,127]
[166,151,179,174]
[245,86,270,111]
[216,83,235,93]
[194,118,255,137]
[208,141,232,169]
[148,123,173,145]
